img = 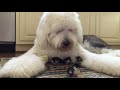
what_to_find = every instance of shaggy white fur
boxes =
[0,12,120,78]
[78,44,120,76]
[101,49,120,57]
[0,51,47,78]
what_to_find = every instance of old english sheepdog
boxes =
[0,12,120,78]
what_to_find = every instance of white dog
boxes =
[0,12,120,78]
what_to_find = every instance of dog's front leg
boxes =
[0,53,48,78]
[78,44,120,76]
[101,49,120,57]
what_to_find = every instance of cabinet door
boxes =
[16,12,43,44]
[96,12,120,45]
[78,12,95,35]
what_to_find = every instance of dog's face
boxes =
[48,26,77,50]
[36,12,83,51]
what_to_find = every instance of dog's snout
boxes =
[62,39,70,47]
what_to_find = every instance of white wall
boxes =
[0,12,15,42]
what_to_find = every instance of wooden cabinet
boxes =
[16,12,43,44]
[16,12,120,51]
[16,12,43,51]
[78,12,96,35]
[95,12,120,45]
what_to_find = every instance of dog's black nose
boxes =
[63,39,70,47]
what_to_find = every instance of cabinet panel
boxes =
[78,12,90,35]
[96,12,120,45]
[16,12,43,44]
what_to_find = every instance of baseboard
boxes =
[16,44,33,51]
[110,45,120,49]
[0,42,15,53]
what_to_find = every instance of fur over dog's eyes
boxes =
[56,29,63,33]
